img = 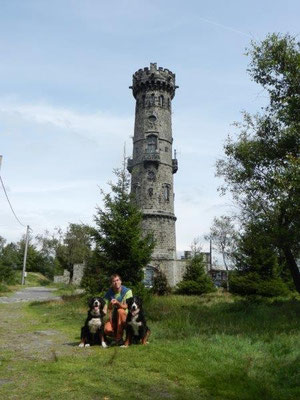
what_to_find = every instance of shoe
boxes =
[116,338,124,346]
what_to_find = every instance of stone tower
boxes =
[127,63,179,285]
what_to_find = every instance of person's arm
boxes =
[103,303,108,315]
[110,289,133,309]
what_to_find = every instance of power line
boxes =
[0,175,26,228]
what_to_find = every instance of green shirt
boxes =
[104,288,133,307]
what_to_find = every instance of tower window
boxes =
[150,93,155,106]
[146,135,157,153]
[159,95,164,107]
[147,170,156,181]
[148,115,157,122]
[163,184,171,201]
[142,95,146,107]
[168,98,171,108]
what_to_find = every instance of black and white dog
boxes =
[79,297,107,348]
[124,296,150,346]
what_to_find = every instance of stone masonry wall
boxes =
[128,63,178,282]
[71,263,85,286]
[53,269,70,284]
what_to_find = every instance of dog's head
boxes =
[126,296,142,315]
[88,297,105,314]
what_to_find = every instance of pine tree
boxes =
[176,253,216,295]
[85,165,154,291]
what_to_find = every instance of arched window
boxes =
[146,135,157,153]
[159,95,164,107]
[142,95,146,107]
[168,98,171,109]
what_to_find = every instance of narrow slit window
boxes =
[150,93,155,106]
[164,185,170,201]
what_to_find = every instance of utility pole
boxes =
[21,225,30,285]
[209,239,212,271]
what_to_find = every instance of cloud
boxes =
[0,98,133,145]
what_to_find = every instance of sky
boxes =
[1,0,300,254]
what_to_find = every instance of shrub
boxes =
[176,280,214,295]
[229,272,291,297]
[130,282,152,306]
[152,269,171,295]
[175,253,216,296]
[0,261,17,285]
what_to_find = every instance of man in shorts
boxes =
[103,274,133,345]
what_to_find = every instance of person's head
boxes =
[110,274,122,292]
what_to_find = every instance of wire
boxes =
[0,175,27,228]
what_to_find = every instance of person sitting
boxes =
[103,274,133,345]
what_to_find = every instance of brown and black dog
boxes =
[79,297,107,348]
[123,296,150,347]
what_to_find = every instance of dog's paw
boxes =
[78,343,85,347]
[101,342,108,348]
[120,345,128,348]
[85,343,90,347]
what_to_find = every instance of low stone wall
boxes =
[53,269,70,284]
[173,259,187,285]
[53,263,85,286]
[149,258,187,287]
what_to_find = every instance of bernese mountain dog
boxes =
[123,296,150,346]
[79,297,107,348]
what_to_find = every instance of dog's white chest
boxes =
[88,318,102,334]
[129,315,142,336]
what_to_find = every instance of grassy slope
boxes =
[0,292,299,400]
[0,272,52,295]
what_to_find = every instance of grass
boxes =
[0,272,78,297]
[0,290,299,399]
[0,272,51,294]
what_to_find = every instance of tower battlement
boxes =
[130,63,178,99]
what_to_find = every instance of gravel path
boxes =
[0,287,80,363]
[0,287,61,303]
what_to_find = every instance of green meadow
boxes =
[0,289,299,400]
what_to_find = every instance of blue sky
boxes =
[1,0,299,253]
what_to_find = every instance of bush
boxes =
[0,261,17,285]
[176,280,215,295]
[0,282,10,293]
[130,282,152,306]
[229,272,291,297]
[152,270,171,296]
[175,254,216,296]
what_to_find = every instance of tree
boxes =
[0,241,21,270]
[36,224,93,278]
[176,252,216,295]
[0,236,17,285]
[176,240,215,295]
[86,165,154,291]
[206,216,237,291]
[229,221,291,296]
[152,269,171,295]
[217,33,300,293]
[62,223,93,270]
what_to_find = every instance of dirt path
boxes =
[0,287,78,363]
[0,287,61,304]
